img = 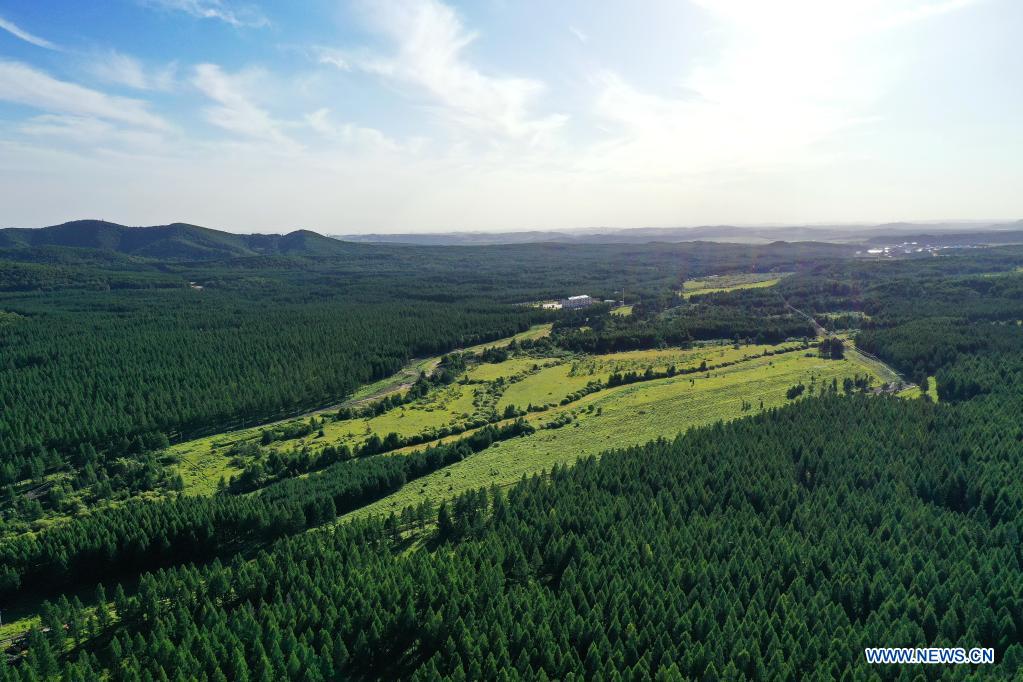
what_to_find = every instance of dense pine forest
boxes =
[2,231,1023,679]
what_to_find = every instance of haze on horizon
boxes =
[0,0,1021,234]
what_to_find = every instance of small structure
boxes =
[560,294,596,310]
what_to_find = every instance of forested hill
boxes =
[0,220,355,261]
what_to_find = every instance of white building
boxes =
[560,295,596,310]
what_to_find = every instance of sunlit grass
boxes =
[345,349,888,522]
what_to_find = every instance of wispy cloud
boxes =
[311,47,352,71]
[304,108,414,153]
[18,114,171,155]
[192,64,293,147]
[568,26,588,44]
[0,61,169,131]
[88,51,178,91]
[335,0,566,142]
[0,15,60,50]
[142,0,268,28]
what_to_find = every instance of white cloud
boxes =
[88,51,178,91]
[312,47,352,71]
[341,0,566,141]
[569,26,588,44]
[0,15,60,50]
[17,114,170,154]
[142,0,268,28]
[0,61,169,131]
[304,108,413,153]
[192,64,294,147]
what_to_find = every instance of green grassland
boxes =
[460,323,552,353]
[170,325,552,492]
[464,357,552,382]
[681,272,791,298]
[167,326,900,513]
[172,380,486,493]
[496,342,804,411]
[343,324,552,405]
[610,305,633,316]
[496,363,593,410]
[169,336,845,497]
[897,376,939,401]
[344,348,888,522]
[568,342,803,375]
[845,343,902,385]
[820,310,870,320]
[344,356,439,405]
[169,340,784,493]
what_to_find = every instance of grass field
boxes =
[345,356,439,405]
[169,325,552,492]
[897,376,938,401]
[344,348,888,522]
[461,323,552,354]
[496,363,595,410]
[169,324,897,513]
[171,338,816,493]
[496,342,805,412]
[682,272,791,298]
[571,342,803,375]
[343,324,552,405]
[611,305,633,316]
[845,344,902,385]
[464,357,551,382]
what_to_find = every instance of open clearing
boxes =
[344,347,888,522]
[169,323,907,519]
[170,325,551,492]
[170,337,796,493]
[682,272,791,298]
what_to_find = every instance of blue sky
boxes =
[0,0,1020,233]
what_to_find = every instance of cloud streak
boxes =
[192,64,294,147]
[0,61,169,131]
[88,51,178,91]
[142,0,268,28]
[0,15,60,50]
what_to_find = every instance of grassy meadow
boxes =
[171,330,903,502]
[344,347,889,521]
[681,272,791,298]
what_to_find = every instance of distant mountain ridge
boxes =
[337,221,1022,246]
[0,220,354,261]
[3,220,1021,260]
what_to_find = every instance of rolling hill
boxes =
[0,220,354,260]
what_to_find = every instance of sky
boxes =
[0,0,1020,233]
